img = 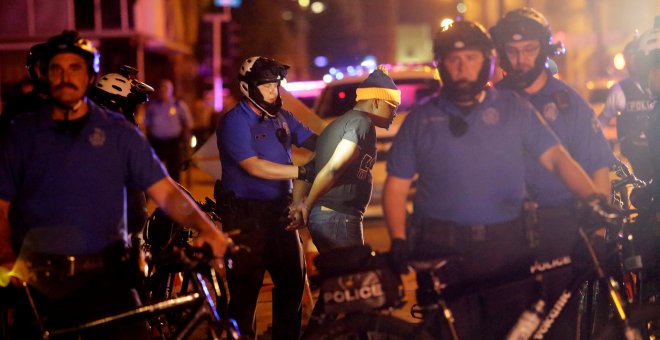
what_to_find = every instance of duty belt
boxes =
[23,242,129,280]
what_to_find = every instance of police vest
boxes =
[617,78,655,147]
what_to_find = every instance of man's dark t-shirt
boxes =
[314,110,376,215]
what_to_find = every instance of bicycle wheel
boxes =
[305,312,434,340]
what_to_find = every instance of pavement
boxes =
[169,166,420,338]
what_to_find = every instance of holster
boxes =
[214,181,291,233]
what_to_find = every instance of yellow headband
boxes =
[355,87,401,105]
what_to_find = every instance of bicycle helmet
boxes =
[634,27,660,87]
[433,21,496,102]
[39,30,100,78]
[25,42,49,91]
[90,66,154,123]
[238,56,290,118]
[490,8,565,89]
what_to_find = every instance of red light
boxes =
[338,91,346,99]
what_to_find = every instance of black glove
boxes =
[297,160,316,183]
[389,238,410,275]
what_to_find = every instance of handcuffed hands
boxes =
[285,200,310,231]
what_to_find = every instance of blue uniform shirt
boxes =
[0,101,167,255]
[217,100,315,200]
[387,88,560,225]
[511,75,616,207]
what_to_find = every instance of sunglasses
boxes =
[382,99,399,113]
[449,114,468,137]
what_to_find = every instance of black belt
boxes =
[25,243,129,278]
[410,216,524,243]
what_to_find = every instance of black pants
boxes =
[148,136,184,182]
[226,219,305,340]
[406,217,536,339]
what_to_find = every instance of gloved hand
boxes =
[584,194,621,226]
[389,238,410,275]
[297,160,316,183]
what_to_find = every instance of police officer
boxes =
[638,24,660,287]
[0,42,50,134]
[215,56,317,340]
[90,67,155,237]
[599,35,655,180]
[490,9,617,338]
[0,31,228,338]
[383,21,611,339]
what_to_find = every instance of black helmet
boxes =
[90,65,154,124]
[25,42,49,91]
[39,30,100,78]
[238,56,290,118]
[433,21,496,102]
[490,8,565,89]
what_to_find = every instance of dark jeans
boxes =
[148,136,184,182]
[406,216,536,339]
[304,206,364,337]
[226,220,305,340]
[307,205,364,253]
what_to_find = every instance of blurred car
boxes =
[314,64,440,217]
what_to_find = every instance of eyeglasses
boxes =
[449,114,468,137]
[504,43,541,58]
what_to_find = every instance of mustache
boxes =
[53,83,79,91]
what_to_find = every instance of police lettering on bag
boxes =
[320,270,389,314]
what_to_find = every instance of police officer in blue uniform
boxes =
[215,56,317,340]
[490,10,618,338]
[383,21,612,339]
[637,24,660,297]
[0,31,229,339]
[600,36,656,181]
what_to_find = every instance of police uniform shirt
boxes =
[387,88,560,225]
[517,75,616,207]
[217,100,315,200]
[649,103,660,191]
[614,77,655,146]
[145,98,193,139]
[0,102,167,255]
[314,110,376,215]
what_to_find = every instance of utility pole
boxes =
[203,6,232,113]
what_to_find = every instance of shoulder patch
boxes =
[551,90,571,114]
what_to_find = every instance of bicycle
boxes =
[304,202,660,340]
[37,244,242,340]
[1,195,242,339]
[140,195,239,338]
